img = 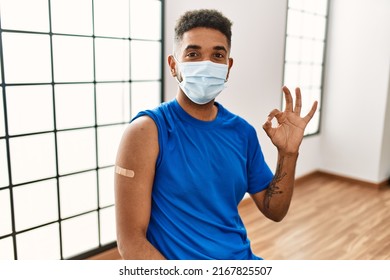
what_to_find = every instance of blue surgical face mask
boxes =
[174,58,229,105]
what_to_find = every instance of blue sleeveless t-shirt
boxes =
[133,99,273,260]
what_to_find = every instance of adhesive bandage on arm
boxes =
[115,165,135,178]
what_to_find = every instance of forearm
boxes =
[263,151,298,222]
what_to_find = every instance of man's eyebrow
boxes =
[184,44,201,50]
[183,45,228,52]
[213,46,228,52]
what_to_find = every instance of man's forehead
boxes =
[179,28,229,50]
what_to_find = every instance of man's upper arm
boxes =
[114,116,159,240]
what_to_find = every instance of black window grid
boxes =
[0,0,164,260]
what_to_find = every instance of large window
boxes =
[283,0,329,135]
[0,0,163,259]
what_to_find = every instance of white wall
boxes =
[321,0,390,183]
[164,0,390,183]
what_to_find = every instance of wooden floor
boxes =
[90,173,390,260]
[240,173,390,260]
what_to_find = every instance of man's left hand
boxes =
[263,86,318,155]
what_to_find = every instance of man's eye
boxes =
[186,52,198,57]
[214,53,224,59]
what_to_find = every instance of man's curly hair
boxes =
[174,9,233,49]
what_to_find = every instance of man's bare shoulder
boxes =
[116,116,158,163]
[121,115,158,142]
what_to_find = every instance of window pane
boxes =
[59,171,97,219]
[313,16,327,40]
[50,0,93,35]
[312,41,325,64]
[13,179,58,231]
[99,206,116,245]
[302,13,317,38]
[288,0,305,9]
[2,33,51,84]
[96,83,130,125]
[6,85,53,135]
[0,189,12,236]
[55,84,95,130]
[0,237,14,260]
[97,125,124,167]
[283,63,300,89]
[131,82,161,117]
[16,223,60,259]
[304,0,328,16]
[311,65,323,87]
[298,64,312,87]
[57,128,96,175]
[285,36,301,63]
[94,0,129,38]
[61,212,99,259]
[300,38,314,63]
[130,0,161,40]
[10,133,56,184]
[131,41,161,80]
[0,140,9,187]
[53,35,94,83]
[286,10,303,37]
[98,167,114,208]
[302,14,327,40]
[0,0,49,32]
[95,38,129,81]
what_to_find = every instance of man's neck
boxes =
[176,91,218,121]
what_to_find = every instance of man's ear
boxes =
[226,57,234,81]
[167,55,177,77]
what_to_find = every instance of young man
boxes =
[114,9,317,260]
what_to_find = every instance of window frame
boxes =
[282,0,330,137]
[0,0,164,260]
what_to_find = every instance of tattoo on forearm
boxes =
[265,157,286,209]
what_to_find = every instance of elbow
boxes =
[264,209,288,223]
[269,214,285,223]
[116,233,139,259]
[116,230,152,259]
[116,237,129,259]
[263,201,291,222]
[117,239,140,260]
